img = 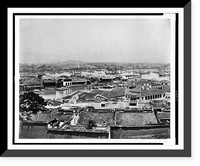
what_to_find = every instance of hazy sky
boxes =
[20,18,171,63]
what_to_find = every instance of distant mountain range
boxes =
[20,52,168,64]
[58,60,85,64]
[20,52,98,64]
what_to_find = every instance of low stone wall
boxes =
[111,125,170,139]
[47,129,109,139]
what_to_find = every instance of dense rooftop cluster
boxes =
[19,62,171,139]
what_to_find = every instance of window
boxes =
[101,104,105,107]
[130,102,137,106]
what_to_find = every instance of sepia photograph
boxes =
[17,15,173,141]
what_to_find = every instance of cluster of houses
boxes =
[19,75,88,91]
[19,69,170,111]
[56,78,171,111]
[19,68,171,139]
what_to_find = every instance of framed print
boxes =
[2,1,191,157]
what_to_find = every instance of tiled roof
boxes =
[116,112,158,126]
[135,80,163,87]
[30,113,72,122]
[90,88,126,98]
[141,88,164,97]
[151,82,162,87]
[90,89,106,95]
[71,77,86,82]
[23,81,42,86]
[129,84,170,97]
[141,85,170,96]
[78,112,115,126]
[163,85,170,92]
[127,92,141,98]
[160,80,170,83]
[129,85,141,93]
[43,80,56,83]
[134,79,151,86]
[100,91,111,98]
[157,112,170,120]
[109,87,126,98]
[102,88,125,98]
[78,92,97,100]
[30,113,53,122]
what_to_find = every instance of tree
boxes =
[19,92,47,114]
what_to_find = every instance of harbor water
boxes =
[38,73,169,100]
[38,86,91,100]
[141,72,170,81]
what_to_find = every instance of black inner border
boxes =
[12,13,178,145]
[175,13,179,145]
